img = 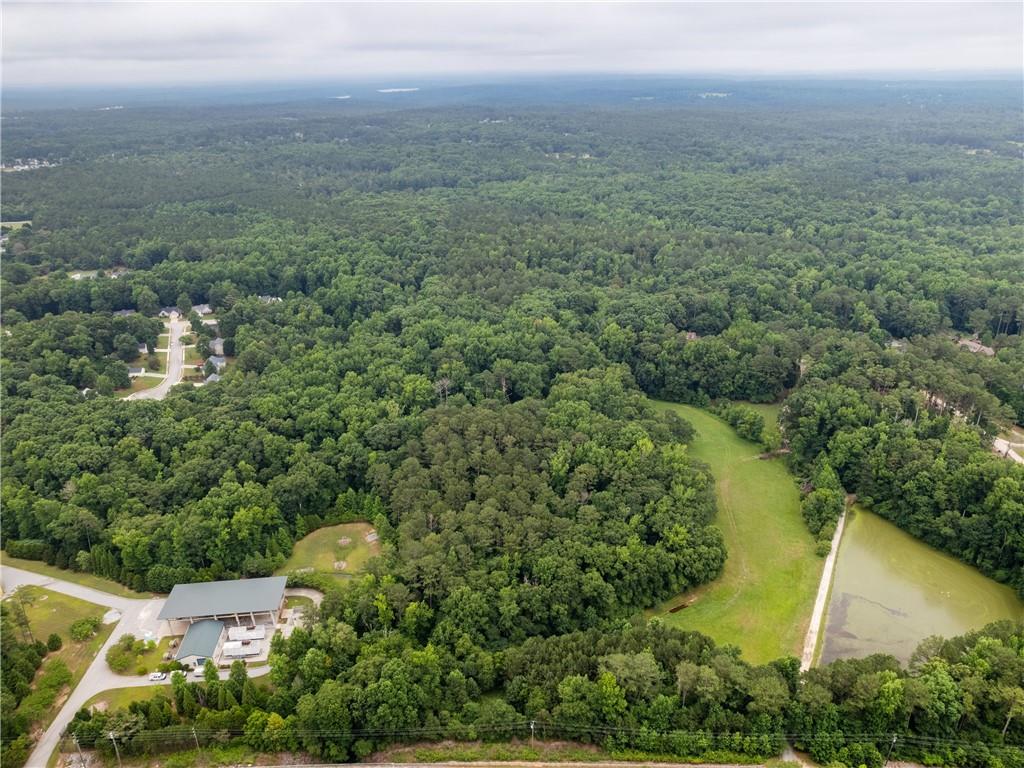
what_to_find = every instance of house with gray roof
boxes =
[175,620,224,668]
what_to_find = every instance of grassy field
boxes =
[276,521,381,580]
[1,553,146,598]
[648,401,821,663]
[185,346,203,364]
[12,586,115,731]
[117,376,163,397]
[82,684,172,713]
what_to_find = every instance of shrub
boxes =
[105,634,150,674]
[5,540,50,561]
[46,633,63,652]
[69,616,102,641]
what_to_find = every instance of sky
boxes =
[2,2,1022,88]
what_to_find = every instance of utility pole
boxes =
[884,734,898,766]
[108,732,122,768]
[192,726,201,751]
[72,735,85,768]
[529,720,536,746]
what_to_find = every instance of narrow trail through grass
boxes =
[648,401,821,663]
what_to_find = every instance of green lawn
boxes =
[82,684,172,713]
[1,553,146,598]
[284,595,315,611]
[111,635,176,676]
[647,401,822,663]
[11,586,115,731]
[185,346,203,364]
[276,521,381,580]
[117,375,163,397]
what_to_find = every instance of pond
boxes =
[819,506,1024,665]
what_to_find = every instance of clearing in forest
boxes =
[648,401,822,664]
[275,521,381,580]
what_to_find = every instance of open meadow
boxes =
[648,401,821,663]
[275,521,381,580]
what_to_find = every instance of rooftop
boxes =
[158,576,287,620]
[175,619,223,661]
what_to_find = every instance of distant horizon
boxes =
[3,2,1020,88]
[5,69,1023,95]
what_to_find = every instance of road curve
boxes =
[1,566,269,768]
[127,315,189,401]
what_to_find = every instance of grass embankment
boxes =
[648,401,821,664]
[11,586,115,732]
[275,521,381,580]
[82,685,171,713]
[1,553,146,598]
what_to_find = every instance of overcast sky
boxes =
[3,2,1021,87]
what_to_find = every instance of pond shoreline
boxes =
[800,507,847,671]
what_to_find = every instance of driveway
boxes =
[993,437,1024,465]
[1,566,271,768]
[127,314,189,401]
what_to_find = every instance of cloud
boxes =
[2,2,1021,86]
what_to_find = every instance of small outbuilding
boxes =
[175,619,224,668]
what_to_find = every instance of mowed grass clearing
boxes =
[117,376,163,398]
[648,401,821,663]
[11,586,115,731]
[276,521,381,580]
[82,685,171,713]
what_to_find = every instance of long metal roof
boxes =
[158,576,286,620]
[175,620,223,661]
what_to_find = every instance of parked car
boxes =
[148,672,167,681]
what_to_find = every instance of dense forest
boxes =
[1,82,1022,766]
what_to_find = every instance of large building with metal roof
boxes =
[158,576,287,634]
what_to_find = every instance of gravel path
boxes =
[799,509,846,671]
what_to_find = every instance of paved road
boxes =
[127,314,189,401]
[993,438,1024,465]
[3,566,168,767]
[284,586,324,607]
[1,566,274,767]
